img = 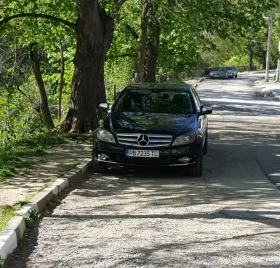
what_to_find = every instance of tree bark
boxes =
[134,0,151,83]
[143,18,160,82]
[58,39,64,121]
[30,43,54,130]
[60,0,114,133]
[262,53,266,70]
[248,43,253,71]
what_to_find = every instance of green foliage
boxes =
[0,0,279,141]
[200,4,280,70]
[105,57,135,103]
[200,34,247,67]
[0,82,41,145]
[104,0,279,83]
[225,55,249,68]
[0,0,77,137]
[0,205,19,231]
[24,208,40,227]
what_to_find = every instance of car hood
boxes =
[108,112,197,135]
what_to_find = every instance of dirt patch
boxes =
[0,139,92,207]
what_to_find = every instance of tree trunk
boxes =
[134,0,151,83]
[143,19,160,82]
[58,39,64,121]
[60,0,114,133]
[30,43,54,130]
[248,43,253,71]
[262,52,266,70]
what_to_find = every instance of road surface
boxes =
[3,74,280,268]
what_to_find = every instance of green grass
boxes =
[39,177,58,191]
[0,204,21,231]
[0,179,61,232]
[0,133,68,184]
[0,133,91,232]
[58,164,79,177]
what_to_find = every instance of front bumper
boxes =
[211,72,226,78]
[93,142,200,167]
[227,72,233,77]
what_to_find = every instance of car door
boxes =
[190,87,208,143]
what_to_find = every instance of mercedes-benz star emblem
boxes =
[137,134,149,146]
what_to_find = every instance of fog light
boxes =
[98,154,110,161]
[178,157,192,163]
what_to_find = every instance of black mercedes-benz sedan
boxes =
[92,83,212,177]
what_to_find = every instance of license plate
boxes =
[126,149,159,158]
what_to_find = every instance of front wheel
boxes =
[92,152,108,173]
[92,159,108,173]
[188,149,203,177]
[203,133,208,155]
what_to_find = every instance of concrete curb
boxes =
[271,90,280,100]
[239,70,276,75]
[254,79,280,101]
[194,77,205,87]
[0,158,92,261]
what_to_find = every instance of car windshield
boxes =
[226,66,233,70]
[114,88,195,114]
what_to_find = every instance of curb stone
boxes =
[0,158,92,261]
[184,77,205,88]
[271,90,280,100]
[254,79,280,101]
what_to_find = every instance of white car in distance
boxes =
[225,66,237,78]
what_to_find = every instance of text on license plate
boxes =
[126,149,159,158]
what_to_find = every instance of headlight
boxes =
[172,132,196,146]
[96,129,116,143]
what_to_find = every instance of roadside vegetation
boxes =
[0,204,22,231]
[0,0,279,181]
[0,133,88,232]
[0,133,67,184]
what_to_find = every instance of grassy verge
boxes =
[0,133,68,185]
[0,133,91,231]
[0,204,21,231]
[0,179,59,232]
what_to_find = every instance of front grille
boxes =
[116,133,172,147]
[114,155,173,165]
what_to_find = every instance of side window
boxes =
[190,87,201,111]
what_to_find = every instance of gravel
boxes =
[3,76,280,268]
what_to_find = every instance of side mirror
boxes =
[199,105,212,116]
[116,91,122,99]
[99,103,110,111]
[97,103,110,120]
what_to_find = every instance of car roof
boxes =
[125,83,192,91]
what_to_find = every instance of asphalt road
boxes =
[3,75,280,268]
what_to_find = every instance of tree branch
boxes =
[115,0,127,6]
[106,53,137,59]
[15,84,40,113]
[0,13,76,31]
[125,24,139,39]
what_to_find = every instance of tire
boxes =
[188,149,203,177]
[235,74,237,78]
[203,133,208,155]
[92,159,108,173]
[92,152,108,173]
